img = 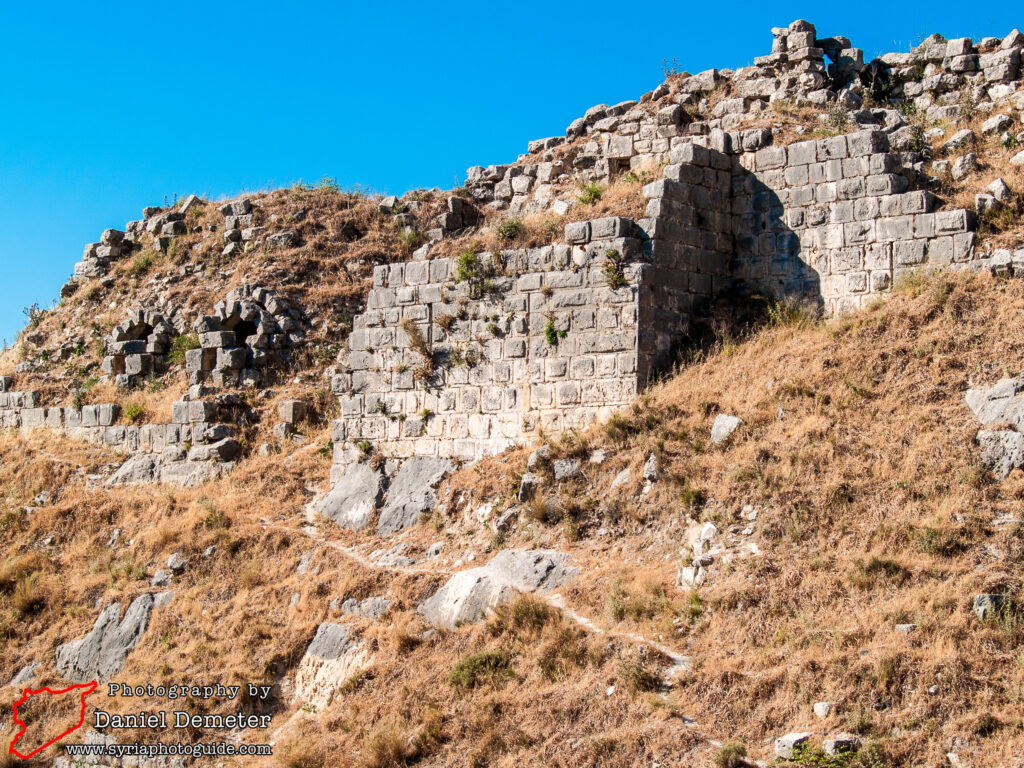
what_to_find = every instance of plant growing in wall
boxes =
[544,314,567,346]
[454,250,501,299]
[602,249,628,288]
[399,318,436,386]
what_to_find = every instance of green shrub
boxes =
[601,249,628,288]
[168,333,200,365]
[495,217,525,242]
[544,319,566,346]
[714,742,747,768]
[454,251,498,299]
[131,252,154,277]
[448,650,512,690]
[123,401,145,424]
[578,183,603,205]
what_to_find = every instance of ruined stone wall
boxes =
[331,227,648,474]
[330,126,989,472]
[0,379,239,487]
[726,129,976,316]
[636,143,735,378]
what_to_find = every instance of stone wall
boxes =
[329,126,987,473]
[726,129,976,316]
[330,225,647,474]
[0,382,240,487]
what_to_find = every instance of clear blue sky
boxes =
[0,2,1018,344]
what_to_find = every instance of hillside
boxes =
[3,18,1024,768]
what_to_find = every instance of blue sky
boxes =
[0,2,1019,344]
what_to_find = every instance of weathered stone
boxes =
[973,593,1011,620]
[518,472,543,502]
[338,597,391,619]
[642,452,658,482]
[977,429,1024,478]
[711,414,743,445]
[419,549,578,629]
[377,457,452,534]
[293,623,371,708]
[552,458,580,480]
[824,733,861,756]
[775,732,813,759]
[55,595,154,682]
[317,462,386,531]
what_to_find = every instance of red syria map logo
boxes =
[8,681,98,758]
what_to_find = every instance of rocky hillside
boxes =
[4,18,1024,768]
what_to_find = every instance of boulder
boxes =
[643,453,658,482]
[977,429,1024,478]
[982,114,1013,134]
[527,445,551,470]
[711,414,743,445]
[8,662,39,688]
[338,597,391,619]
[317,462,386,531]
[610,468,631,491]
[824,733,861,756]
[988,178,1012,203]
[774,732,813,759]
[941,129,975,153]
[813,701,832,719]
[55,595,154,682]
[419,549,579,629]
[951,153,977,181]
[552,458,580,481]
[518,472,543,502]
[292,623,371,708]
[106,455,160,486]
[377,457,451,534]
[973,593,1011,620]
[167,553,187,572]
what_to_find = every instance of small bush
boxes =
[578,183,604,205]
[537,627,592,681]
[435,314,455,333]
[168,333,199,365]
[454,251,499,299]
[495,217,524,242]
[714,742,748,768]
[448,650,512,690]
[492,594,553,635]
[396,228,421,255]
[544,319,566,346]
[130,252,154,277]
[399,319,432,360]
[123,401,145,424]
[602,249,628,288]
[13,573,46,616]
[362,725,412,768]
[618,659,660,693]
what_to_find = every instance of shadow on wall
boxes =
[732,163,824,314]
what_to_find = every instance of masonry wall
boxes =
[0,388,239,486]
[726,129,977,316]
[331,229,648,473]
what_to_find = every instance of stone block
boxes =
[565,221,591,244]
[278,400,307,424]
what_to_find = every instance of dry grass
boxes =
[434,270,1024,766]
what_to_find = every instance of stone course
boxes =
[0,389,239,487]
